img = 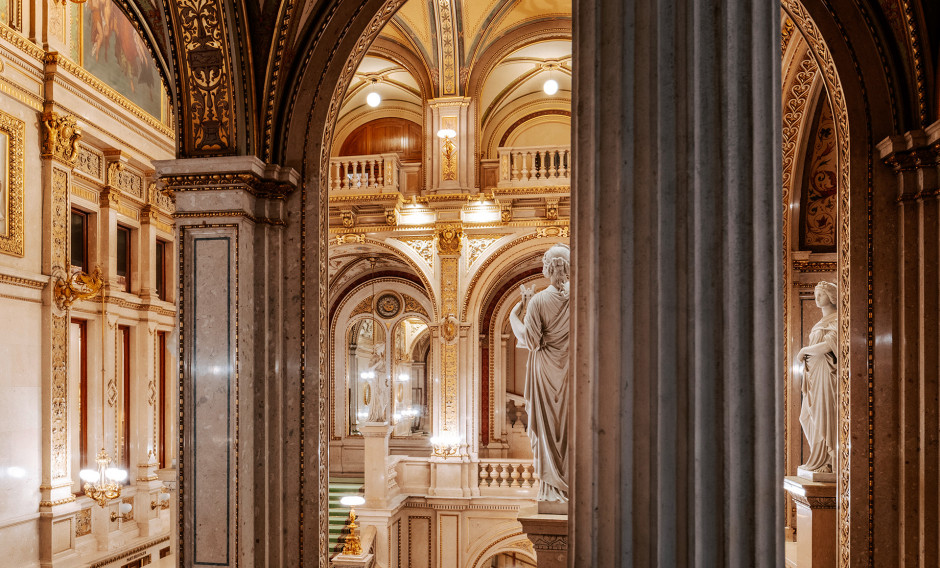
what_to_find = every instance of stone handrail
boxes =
[478,460,538,495]
[497,145,571,187]
[330,153,401,193]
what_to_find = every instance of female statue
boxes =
[509,244,570,502]
[797,281,839,474]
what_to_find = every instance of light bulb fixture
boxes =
[366,79,381,107]
[81,448,128,508]
[340,495,366,556]
[110,501,133,522]
[151,489,171,510]
[543,78,559,95]
[429,432,461,457]
[436,128,457,139]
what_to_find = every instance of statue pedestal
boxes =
[359,423,393,508]
[783,476,836,568]
[518,513,568,568]
[330,551,374,568]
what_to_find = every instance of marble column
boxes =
[878,125,940,568]
[572,0,781,565]
[156,156,299,568]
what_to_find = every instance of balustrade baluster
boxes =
[377,158,385,187]
[511,152,520,181]
[479,465,489,487]
[489,465,500,487]
[539,151,548,179]
[510,464,521,487]
[521,464,532,487]
[499,464,510,487]
[548,150,558,178]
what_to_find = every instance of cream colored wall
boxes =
[0,3,177,566]
[504,118,571,148]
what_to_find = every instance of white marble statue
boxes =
[509,244,570,502]
[365,343,389,423]
[797,281,839,474]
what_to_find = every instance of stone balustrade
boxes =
[477,460,539,496]
[497,145,571,187]
[329,153,401,193]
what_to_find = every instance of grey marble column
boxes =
[155,157,299,568]
[571,1,781,565]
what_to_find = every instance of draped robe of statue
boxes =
[798,311,838,472]
[514,283,569,501]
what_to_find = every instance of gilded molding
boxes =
[74,145,104,181]
[51,168,69,271]
[0,109,25,256]
[51,314,68,479]
[466,235,503,267]
[793,260,836,273]
[437,0,457,95]
[173,210,285,226]
[40,111,81,165]
[39,494,76,507]
[168,0,236,154]
[0,272,45,288]
[440,255,459,431]
[106,162,143,199]
[396,236,435,265]
[148,183,176,214]
[403,293,429,318]
[0,23,44,60]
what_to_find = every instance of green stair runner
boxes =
[329,476,365,554]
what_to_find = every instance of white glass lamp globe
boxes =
[543,78,559,95]
[366,91,381,107]
[80,469,100,483]
[340,495,365,507]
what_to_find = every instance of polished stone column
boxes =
[572,0,781,565]
[156,156,299,568]
[878,125,940,568]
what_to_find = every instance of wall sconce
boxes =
[339,495,366,555]
[151,491,171,510]
[110,502,133,523]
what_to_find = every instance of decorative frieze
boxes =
[74,145,104,180]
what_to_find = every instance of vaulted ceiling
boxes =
[114,0,940,164]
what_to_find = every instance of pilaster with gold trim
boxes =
[435,223,462,439]
[38,108,82,564]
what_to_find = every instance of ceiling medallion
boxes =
[376,293,401,319]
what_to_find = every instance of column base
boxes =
[518,513,568,568]
[783,476,836,568]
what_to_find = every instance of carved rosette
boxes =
[40,111,81,165]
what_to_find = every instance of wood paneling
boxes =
[339,118,423,162]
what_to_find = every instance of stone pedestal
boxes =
[330,551,374,568]
[518,513,568,568]
[360,423,392,508]
[784,476,836,567]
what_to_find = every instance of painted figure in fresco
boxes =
[796,281,839,474]
[509,244,570,502]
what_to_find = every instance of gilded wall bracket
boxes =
[53,267,103,311]
[40,111,82,165]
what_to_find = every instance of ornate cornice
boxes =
[161,171,297,199]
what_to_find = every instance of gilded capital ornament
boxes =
[40,111,82,164]
[436,224,462,254]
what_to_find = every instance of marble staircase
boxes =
[328,476,365,553]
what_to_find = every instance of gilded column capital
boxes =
[436,223,462,255]
[40,111,81,165]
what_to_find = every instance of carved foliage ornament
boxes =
[171,0,235,154]
[54,267,103,311]
[41,111,81,165]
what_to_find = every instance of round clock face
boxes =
[376,293,401,319]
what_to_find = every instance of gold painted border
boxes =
[0,108,25,256]
[782,2,854,564]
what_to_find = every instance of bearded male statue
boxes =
[509,244,570,503]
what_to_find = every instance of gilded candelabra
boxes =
[80,448,127,507]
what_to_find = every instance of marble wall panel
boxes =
[182,228,237,567]
[0,517,40,567]
[0,298,43,522]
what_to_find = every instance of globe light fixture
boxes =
[543,78,559,95]
[366,78,381,107]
